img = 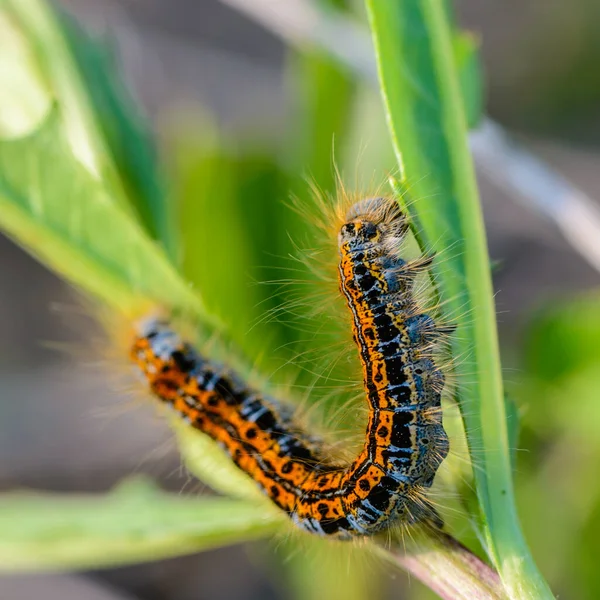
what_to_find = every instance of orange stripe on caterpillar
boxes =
[131,197,450,538]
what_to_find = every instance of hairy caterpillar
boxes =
[131,197,450,538]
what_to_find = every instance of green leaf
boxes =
[57,8,176,259]
[504,393,520,473]
[0,108,211,324]
[525,293,600,382]
[363,1,552,597]
[174,136,291,365]
[0,8,51,137]
[3,0,131,209]
[453,32,483,129]
[287,48,355,192]
[0,478,285,572]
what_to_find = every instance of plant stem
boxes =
[374,529,504,600]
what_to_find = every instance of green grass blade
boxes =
[0,478,285,572]
[453,31,483,129]
[363,1,552,597]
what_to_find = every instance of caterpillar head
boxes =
[339,197,408,253]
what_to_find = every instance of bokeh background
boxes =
[2,1,600,598]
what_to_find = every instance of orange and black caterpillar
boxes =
[131,197,450,538]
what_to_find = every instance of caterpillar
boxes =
[131,196,450,539]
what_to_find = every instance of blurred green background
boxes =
[1,0,600,599]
